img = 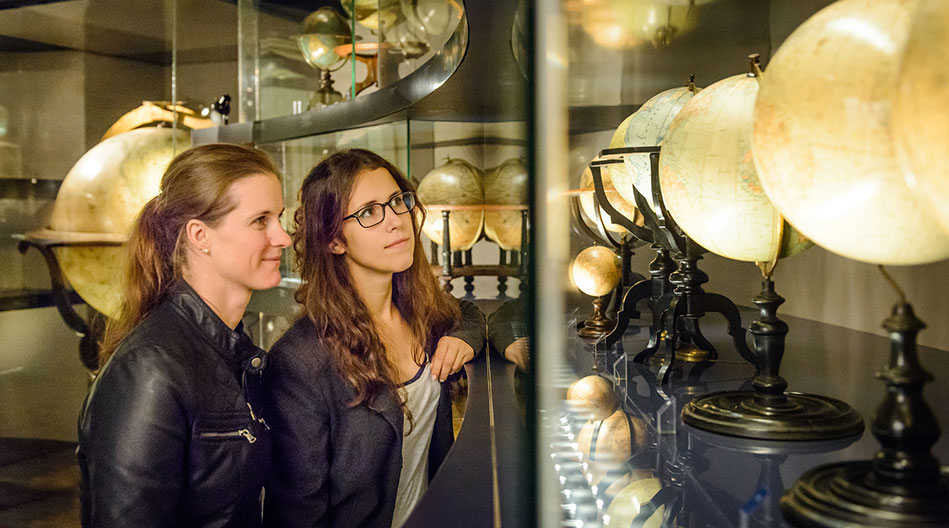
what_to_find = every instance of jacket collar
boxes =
[166,280,266,374]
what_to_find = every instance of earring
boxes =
[201,247,210,254]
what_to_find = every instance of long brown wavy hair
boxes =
[99,143,280,367]
[293,148,461,411]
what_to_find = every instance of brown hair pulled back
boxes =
[293,148,461,410]
[99,143,279,367]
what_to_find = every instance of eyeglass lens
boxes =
[355,192,416,228]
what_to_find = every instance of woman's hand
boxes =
[431,336,474,382]
[503,337,530,372]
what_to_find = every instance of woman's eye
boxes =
[254,216,267,226]
[357,206,376,220]
[391,196,404,207]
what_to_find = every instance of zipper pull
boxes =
[239,429,257,444]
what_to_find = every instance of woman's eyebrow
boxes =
[354,190,402,209]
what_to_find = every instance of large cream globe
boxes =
[578,167,640,235]
[416,158,484,251]
[618,84,700,212]
[603,475,665,528]
[893,0,949,235]
[483,158,528,250]
[660,72,810,263]
[752,0,949,265]
[49,127,190,318]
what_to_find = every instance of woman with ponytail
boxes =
[77,143,291,528]
[263,149,485,528]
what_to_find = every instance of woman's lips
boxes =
[386,238,409,249]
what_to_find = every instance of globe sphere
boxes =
[893,0,949,235]
[566,375,617,421]
[416,158,484,251]
[577,409,647,464]
[571,245,622,298]
[578,167,640,234]
[619,84,701,212]
[50,127,190,318]
[483,158,528,250]
[604,475,665,528]
[298,7,352,71]
[661,71,811,263]
[341,0,402,33]
[752,0,949,265]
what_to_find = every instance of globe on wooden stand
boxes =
[572,245,621,345]
[750,1,949,523]
[670,55,862,441]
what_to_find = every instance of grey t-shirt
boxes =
[391,363,441,528]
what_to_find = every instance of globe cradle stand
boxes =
[426,204,529,300]
[16,231,115,372]
[681,276,864,441]
[594,147,755,385]
[781,301,949,526]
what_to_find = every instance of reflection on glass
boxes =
[296,6,353,108]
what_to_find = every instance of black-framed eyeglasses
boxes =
[343,191,417,228]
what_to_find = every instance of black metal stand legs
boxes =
[781,302,949,526]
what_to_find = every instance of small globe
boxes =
[416,158,484,251]
[578,167,640,234]
[571,246,621,298]
[483,158,528,250]
[894,0,949,235]
[49,127,190,318]
[298,6,352,71]
[341,0,402,33]
[604,475,665,528]
[577,409,647,464]
[660,70,811,263]
[752,0,949,265]
[566,375,617,421]
[618,83,701,212]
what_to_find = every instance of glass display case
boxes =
[535,0,949,527]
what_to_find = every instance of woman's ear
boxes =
[329,238,346,255]
[185,218,210,255]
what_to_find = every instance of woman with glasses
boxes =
[78,144,291,527]
[263,148,485,528]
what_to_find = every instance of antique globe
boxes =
[894,0,949,235]
[660,67,811,263]
[571,245,621,298]
[603,475,666,528]
[618,81,701,212]
[400,0,459,38]
[566,375,617,421]
[297,6,353,108]
[341,0,402,33]
[578,166,641,235]
[48,127,190,318]
[752,0,949,265]
[416,157,484,251]
[483,158,528,250]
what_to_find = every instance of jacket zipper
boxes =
[199,428,257,443]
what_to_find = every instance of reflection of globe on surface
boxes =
[571,245,621,297]
[49,127,190,318]
[753,0,949,265]
[894,0,949,235]
[510,0,528,79]
[604,475,665,528]
[578,167,640,234]
[577,409,646,463]
[483,158,527,250]
[298,6,352,71]
[417,158,484,251]
[661,71,811,263]
[566,375,617,421]
[618,83,701,212]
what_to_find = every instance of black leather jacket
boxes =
[78,281,270,528]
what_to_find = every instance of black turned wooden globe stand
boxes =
[781,302,949,526]
[682,277,864,441]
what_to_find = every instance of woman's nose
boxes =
[272,223,291,247]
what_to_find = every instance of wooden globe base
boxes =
[683,278,862,440]
[682,390,863,441]
[782,302,949,527]
[781,462,949,527]
[578,296,615,340]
